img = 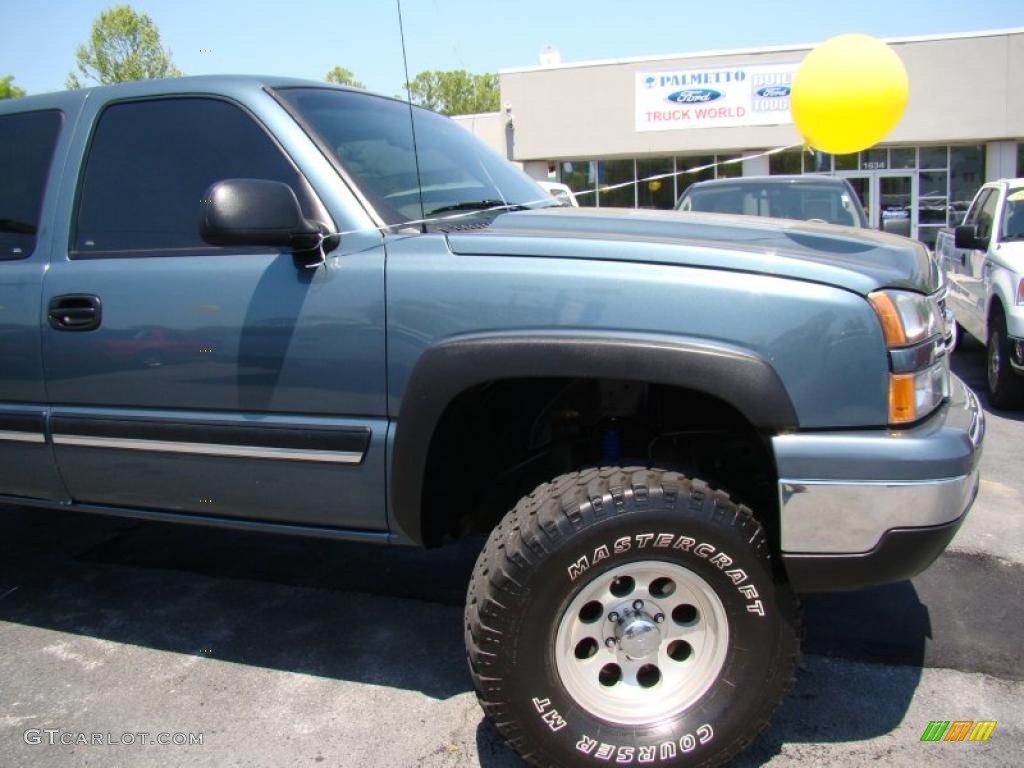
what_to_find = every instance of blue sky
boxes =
[3,0,1023,96]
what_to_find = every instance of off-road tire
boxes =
[987,312,1024,409]
[465,467,800,767]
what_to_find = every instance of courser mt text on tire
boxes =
[465,467,801,767]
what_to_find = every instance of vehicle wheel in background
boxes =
[465,467,800,768]
[987,313,1024,409]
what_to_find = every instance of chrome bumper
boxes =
[773,375,984,556]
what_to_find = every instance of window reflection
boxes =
[919,146,948,169]
[676,155,716,199]
[551,143,987,240]
[769,148,802,175]
[806,150,831,173]
[597,159,636,208]
[861,149,887,170]
[560,159,596,207]
[890,147,915,169]
[833,153,858,171]
[950,145,985,224]
[637,157,675,209]
[716,154,743,178]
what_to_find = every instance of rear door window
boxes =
[0,110,63,260]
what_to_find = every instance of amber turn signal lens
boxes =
[889,373,916,424]
[869,292,907,346]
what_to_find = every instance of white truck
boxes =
[938,179,1024,408]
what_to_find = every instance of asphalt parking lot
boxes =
[1,334,1021,768]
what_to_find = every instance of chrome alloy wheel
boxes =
[989,329,1003,394]
[554,560,729,725]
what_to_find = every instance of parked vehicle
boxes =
[675,174,869,228]
[0,77,983,768]
[537,180,580,207]
[937,179,1024,408]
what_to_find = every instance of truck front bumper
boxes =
[774,374,984,592]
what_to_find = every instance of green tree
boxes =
[66,4,181,89]
[0,75,26,99]
[404,70,499,116]
[324,66,365,89]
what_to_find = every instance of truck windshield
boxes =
[678,183,861,227]
[275,87,555,227]
[1002,189,1024,241]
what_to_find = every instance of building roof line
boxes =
[451,111,506,120]
[499,26,1024,75]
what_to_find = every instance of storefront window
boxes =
[597,159,636,208]
[769,148,801,175]
[636,157,676,209]
[1018,143,1024,177]
[861,149,887,171]
[805,150,831,173]
[833,153,858,171]
[919,146,948,169]
[890,147,916,169]
[917,227,941,248]
[716,154,743,178]
[675,155,716,198]
[555,143,987,231]
[950,145,986,224]
[918,170,948,199]
[560,159,596,207]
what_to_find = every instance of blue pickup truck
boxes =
[0,76,983,768]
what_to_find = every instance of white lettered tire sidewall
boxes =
[466,469,799,768]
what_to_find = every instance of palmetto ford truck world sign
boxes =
[635,63,798,131]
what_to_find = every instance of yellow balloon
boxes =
[791,34,909,155]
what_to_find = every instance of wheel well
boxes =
[419,377,780,549]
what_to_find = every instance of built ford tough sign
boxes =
[0,77,984,767]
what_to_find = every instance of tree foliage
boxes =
[404,70,499,116]
[324,66,365,89]
[66,4,181,89]
[0,75,26,100]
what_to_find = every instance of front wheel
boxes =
[987,313,1024,409]
[465,467,800,767]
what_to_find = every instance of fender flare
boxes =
[390,334,798,545]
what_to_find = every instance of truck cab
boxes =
[938,179,1024,407]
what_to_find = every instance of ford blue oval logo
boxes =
[755,85,790,98]
[666,88,722,104]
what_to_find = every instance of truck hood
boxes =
[994,239,1024,270]
[446,207,940,296]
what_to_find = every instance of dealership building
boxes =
[455,27,1024,247]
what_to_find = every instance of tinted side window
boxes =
[976,189,999,244]
[962,189,991,228]
[0,110,63,260]
[74,98,316,255]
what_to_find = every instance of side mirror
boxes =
[954,224,980,250]
[200,179,332,266]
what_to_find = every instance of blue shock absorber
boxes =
[602,428,622,464]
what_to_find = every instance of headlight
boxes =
[868,289,950,425]
[868,290,942,347]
